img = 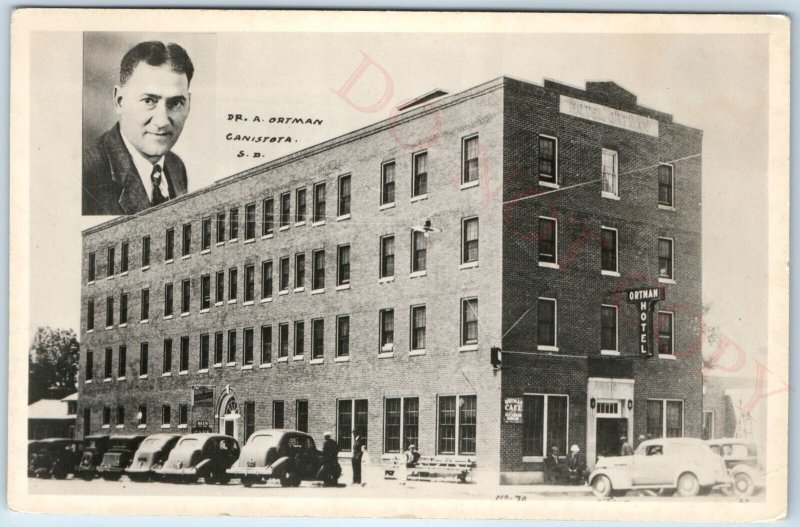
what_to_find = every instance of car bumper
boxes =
[155,467,199,476]
[126,465,154,475]
[96,466,125,474]
[227,466,276,478]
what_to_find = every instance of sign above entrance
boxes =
[503,397,524,423]
[560,95,659,137]
[624,287,665,357]
[192,385,214,407]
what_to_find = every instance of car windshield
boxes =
[249,434,279,449]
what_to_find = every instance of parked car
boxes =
[96,435,147,481]
[74,435,112,481]
[706,438,764,497]
[126,434,181,482]
[228,429,340,487]
[588,437,730,498]
[154,434,240,484]
[28,438,83,479]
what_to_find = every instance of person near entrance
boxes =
[566,444,587,485]
[544,446,568,484]
[351,430,366,486]
[320,431,340,487]
[620,435,634,456]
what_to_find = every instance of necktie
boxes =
[151,165,167,205]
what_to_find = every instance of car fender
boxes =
[194,459,211,473]
[672,463,705,486]
[267,456,290,475]
[730,463,761,484]
[590,468,632,489]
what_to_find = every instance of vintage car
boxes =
[588,437,730,497]
[126,434,181,482]
[28,438,83,479]
[96,435,147,481]
[227,429,340,487]
[706,438,764,497]
[74,435,112,480]
[154,434,240,484]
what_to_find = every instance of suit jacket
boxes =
[82,123,188,215]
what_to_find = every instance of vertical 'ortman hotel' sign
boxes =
[559,94,660,137]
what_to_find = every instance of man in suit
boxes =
[83,41,193,215]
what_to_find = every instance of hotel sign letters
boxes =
[560,95,660,137]
[625,287,665,357]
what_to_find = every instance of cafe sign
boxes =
[625,287,665,357]
[504,397,524,424]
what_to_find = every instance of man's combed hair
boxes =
[119,41,194,86]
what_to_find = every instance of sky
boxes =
[28,29,771,376]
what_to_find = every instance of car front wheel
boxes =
[676,473,700,497]
[732,472,754,497]
[591,475,613,498]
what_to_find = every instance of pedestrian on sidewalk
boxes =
[352,430,366,485]
[400,444,419,484]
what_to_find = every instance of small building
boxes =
[28,393,77,439]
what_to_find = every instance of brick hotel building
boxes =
[77,77,702,484]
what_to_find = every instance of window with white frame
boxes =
[117,406,126,428]
[336,316,350,357]
[162,405,171,427]
[313,182,326,222]
[245,203,256,241]
[279,257,289,292]
[601,227,618,273]
[178,404,188,427]
[294,321,304,357]
[182,223,192,256]
[120,293,128,325]
[280,192,291,228]
[338,398,368,452]
[537,298,557,348]
[229,207,239,240]
[214,332,223,365]
[181,279,190,314]
[244,327,254,365]
[657,311,674,355]
[381,161,395,205]
[215,271,224,304]
[413,151,428,196]
[261,260,273,299]
[538,135,558,184]
[262,197,274,236]
[199,333,209,370]
[200,275,211,310]
[462,135,479,184]
[278,323,289,359]
[658,238,674,280]
[522,394,568,457]
[380,309,394,352]
[601,304,618,352]
[260,325,272,364]
[201,217,212,250]
[380,235,395,278]
[296,188,307,223]
[216,212,225,243]
[411,230,426,273]
[227,329,237,363]
[646,399,683,438]
[538,217,557,264]
[338,174,351,217]
[313,250,326,290]
[179,336,189,373]
[462,217,479,264]
[461,298,479,346]
[658,164,674,207]
[437,395,476,455]
[311,319,324,360]
[294,254,305,290]
[337,245,350,286]
[384,397,419,453]
[243,263,254,301]
[162,339,172,374]
[120,242,129,273]
[601,148,618,197]
[411,305,426,351]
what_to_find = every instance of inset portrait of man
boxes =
[83,41,193,215]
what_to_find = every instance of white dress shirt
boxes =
[120,132,171,202]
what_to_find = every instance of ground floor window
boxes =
[178,404,188,428]
[338,398,368,451]
[384,397,419,453]
[273,400,285,429]
[702,410,714,440]
[647,399,684,438]
[244,401,255,442]
[522,394,568,457]
[437,395,477,455]
[296,400,308,433]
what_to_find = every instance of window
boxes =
[138,405,147,426]
[162,283,174,317]
[116,405,124,427]
[537,298,557,348]
[163,339,172,374]
[601,305,618,352]
[411,231,426,272]
[182,223,192,256]
[461,298,479,346]
[141,235,151,267]
[229,267,238,301]
[462,217,479,264]
[338,174,351,216]
[437,395,476,455]
[296,400,309,433]
[702,411,714,440]
[657,311,674,355]
[139,342,149,376]
[601,148,618,197]
[260,325,272,364]
[243,327,254,366]
[279,257,290,292]
[313,182,326,222]
[647,399,684,438]
[380,235,395,278]
[162,405,171,427]
[214,332,223,365]
[104,347,113,379]
[381,161,395,205]
[272,401,285,429]
[245,203,256,240]
[165,228,175,261]
[87,299,95,331]
[181,279,190,314]
[199,333,210,370]
[412,152,428,196]
[538,217,556,264]
[384,397,419,453]
[294,321,304,357]
[85,350,94,381]
[140,288,150,321]
[262,197,274,236]
[215,271,224,304]
[103,406,111,427]
[658,164,674,206]
[522,394,568,457]
[538,135,558,184]
[119,294,128,324]
[279,323,289,358]
[229,208,239,240]
[244,401,256,442]
[311,319,324,359]
[118,345,126,377]
[411,305,426,351]
[88,252,96,282]
[201,275,211,310]
[244,264,255,302]
[280,192,291,228]
[379,309,394,352]
[294,254,305,289]
[296,188,307,223]
[107,246,115,277]
[216,211,226,243]
[120,242,129,273]
[227,330,237,363]
[338,399,368,452]
[261,261,273,299]
[658,238,674,279]
[336,316,350,357]
[462,135,479,184]
[179,336,189,373]
[309,250,325,290]
[202,217,212,250]
[601,227,618,273]
[337,245,350,286]
[178,405,188,427]
[106,296,114,327]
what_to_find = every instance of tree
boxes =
[29,327,79,403]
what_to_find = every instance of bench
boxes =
[382,454,476,483]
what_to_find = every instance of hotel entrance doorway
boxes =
[596,417,629,459]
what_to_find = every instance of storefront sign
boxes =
[504,397,524,423]
[624,287,665,357]
[192,385,215,407]
[193,420,212,433]
[560,95,659,137]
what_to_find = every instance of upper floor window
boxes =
[244,264,255,302]
[104,347,113,379]
[163,338,173,374]
[658,164,674,207]
[538,135,558,185]
[538,217,557,265]
[88,252,96,282]
[201,275,211,310]
[182,223,192,256]
[244,327,254,366]
[120,242,129,273]
[245,203,256,241]
[411,231,427,273]
[380,235,395,278]
[261,260,273,299]
[229,267,239,301]
[280,192,291,228]
[118,345,127,378]
[119,293,128,325]
[413,152,428,197]
[87,300,95,331]
[381,161,395,205]
[311,319,324,359]
[279,257,290,292]
[537,297,557,349]
[164,283,174,317]
[313,250,325,290]
[141,236,151,267]
[462,217,479,264]
[181,279,190,314]
[85,350,94,381]
[261,325,273,364]
[296,188,307,223]
[165,228,175,261]
[601,148,618,198]
[380,308,394,353]
[294,321,304,357]
[657,311,674,355]
[658,238,674,280]
[461,298,479,347]
[279,323,289,359]
[214,332,224,365]
[411,305,426,351]
[139,342,149,376]
[336,316,350,357]
[105,296,114,327]
[462,135,479,184]
[262,197,274,236]
[140,288,150,321]
[107,246,115,277]
[601,304,618,352]
[199,334,210,370]
[179,336,189,373]
[215,271,224,304]
[601,227,618,274]
[338,174,351,217]
[313,182,326,222]
[201,217,212,251]
[337,245,350,286]
[229,207,239,240]
[227,329,237,363]
[216,211,226,243]
[294,254,305,289]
